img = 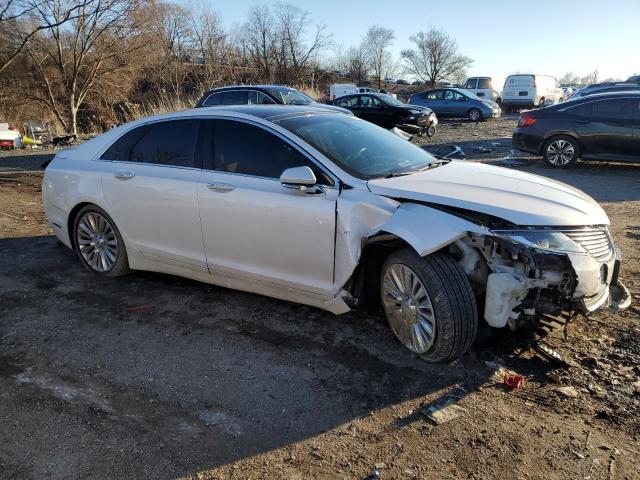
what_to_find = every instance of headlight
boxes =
[493,229,586,254]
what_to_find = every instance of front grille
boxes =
[562,228,613,262]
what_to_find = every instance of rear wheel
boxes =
[73,205,130,276]
[380,249,477,363]
[468,108,482,122]
[543,135,579,168]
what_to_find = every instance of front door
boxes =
[196,119,338,295]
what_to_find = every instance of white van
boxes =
[501,74,563,112]
[329,83,358,101]
[463,77,501,103]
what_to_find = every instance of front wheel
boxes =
[73,205,130,276]
[380,250,477,363]
[426,125,437,137]
[543,135,579,168]
[468,108,482,122]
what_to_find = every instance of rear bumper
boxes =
[512,131,543,154]
[502,99,535,109]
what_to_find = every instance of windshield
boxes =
[276,115,437,179]
[380,94,404,106]
[264,87,315,105]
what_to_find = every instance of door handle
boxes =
[207,182,235,192]
[114,171,135,180]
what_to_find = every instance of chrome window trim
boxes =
[558,96,636,113]
[92,114,340,190]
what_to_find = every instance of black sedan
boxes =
[333,93,438,137]
[512,92,640,167]
[196,85,351,115]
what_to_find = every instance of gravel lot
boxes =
[1,117,639,479]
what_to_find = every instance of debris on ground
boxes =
[442,145,465,160]
[555,386,579,398]
[389,127,413,141]
[532,340,570,368]
[420,394,467,425]
[503,373,526,389]
[363,469,380,480]
[473,146,494,154]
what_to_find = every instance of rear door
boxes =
[421,90,444,114]
[632,98,640,158]
[197,119,338,295]
[358,95,388,126]
[569,98,635,157]
[99,119,206,271]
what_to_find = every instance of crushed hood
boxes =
[368,161,609,226]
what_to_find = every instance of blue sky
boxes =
[187,0,639,85]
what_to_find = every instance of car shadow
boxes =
[0,150,53,172]
[0,234,561,478]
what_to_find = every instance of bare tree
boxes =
[242,4,275,81]
[581,68,599,86]
[363,25,394,89]
[558,72,580,85]
[0,0,82,73]
[345,45,368,84]
[401,28,472,87]
[26,0,150,134]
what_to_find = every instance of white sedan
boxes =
[42,106,630,362]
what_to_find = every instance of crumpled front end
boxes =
[453,227,631,330]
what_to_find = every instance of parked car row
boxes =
[512,91,640,167]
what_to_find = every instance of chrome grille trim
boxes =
[561,227,613,262]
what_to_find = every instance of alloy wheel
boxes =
[546,139,575,166]
[469,109,481,121]
[76,212,118,272]
[381,263,436,354]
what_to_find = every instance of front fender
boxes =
[379,203,489,256]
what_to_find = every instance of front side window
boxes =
[444,90,465,101]
[264,87,314,105]
[424,90,443,100]
[248,91,276,105]
[129,120,199,168]
[477,78,492,89]
[210,120,333,184]
[277,115,436,180]
[464,79,477,89]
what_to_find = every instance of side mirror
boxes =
[280,166,324,195]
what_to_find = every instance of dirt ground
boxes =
[1,117,639,480]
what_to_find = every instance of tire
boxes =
[72,204,130,276]
[426,125,436,137]
[380,249,477,363]
[542,135,579,168]
[468,108,482,122]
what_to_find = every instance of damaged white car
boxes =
[42,106,631,362]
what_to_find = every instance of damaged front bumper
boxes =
[457,228,631,330]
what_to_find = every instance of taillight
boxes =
[517,114,537,127]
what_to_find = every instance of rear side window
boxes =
[464,79,477,89]
[202,92,222,107]
[210,120,333,184]
[130,120,199,168]
[477,78,491,89]
[100,125,150,160]
[221,91,248,105]
[591,99,632,119]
